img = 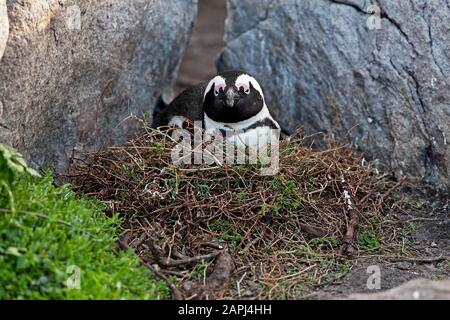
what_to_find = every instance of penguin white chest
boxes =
[225,126,277,149]
[204,108,280,149]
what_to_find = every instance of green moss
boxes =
[433,274,448,281]
[209,219,243,252]
[120,164,139,182]
[268,175,306,214]
[190,259,207,281]
[0,145,168,299]
[194,178,226,197]
[232,191,247,201]
[147,142,164,157]
[308,237,339,249]
[357,232,381,251]
[154,142,164,156]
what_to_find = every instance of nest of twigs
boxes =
[68,125,406,299]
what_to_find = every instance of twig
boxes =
[68,125,410,299]
[275,264,317,281]
[378,177,406,203]
[161,270,188,277]
[160,251,223,267]
[119,239,184,299]
[201,242,225,250]
[300,223,327,238]
[236,272,247,298]
[202,251,234,299]
[130,233,147,248]
[142,262,184,300]
[338,175,359,257]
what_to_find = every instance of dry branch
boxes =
[68,126,405,299]
[338,175,359,257]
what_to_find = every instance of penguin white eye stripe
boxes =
[214,83,225,96]
[235,74,264,99]
[237,82,250,94]
[204,76,226,100]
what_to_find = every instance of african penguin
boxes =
[152,70,280,148]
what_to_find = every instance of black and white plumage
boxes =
[152,70,280,147]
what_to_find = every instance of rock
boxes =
[0,0,197,171]
[348,278,450,300]
[0,0,7,59]
[218,0,449,189]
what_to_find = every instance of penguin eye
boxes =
[214,85,224,96]
[238,84,250,95]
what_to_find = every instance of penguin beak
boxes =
[225,87,238,108]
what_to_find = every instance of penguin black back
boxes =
[151,82,206,128]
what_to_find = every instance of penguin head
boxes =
[203,70,265,123]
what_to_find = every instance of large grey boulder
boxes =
[218,0,449,189]
[0,0,197,171]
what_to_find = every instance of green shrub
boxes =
[0,145,168,299]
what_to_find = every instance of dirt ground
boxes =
[172,0,449,299]
[317,190,449,299]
